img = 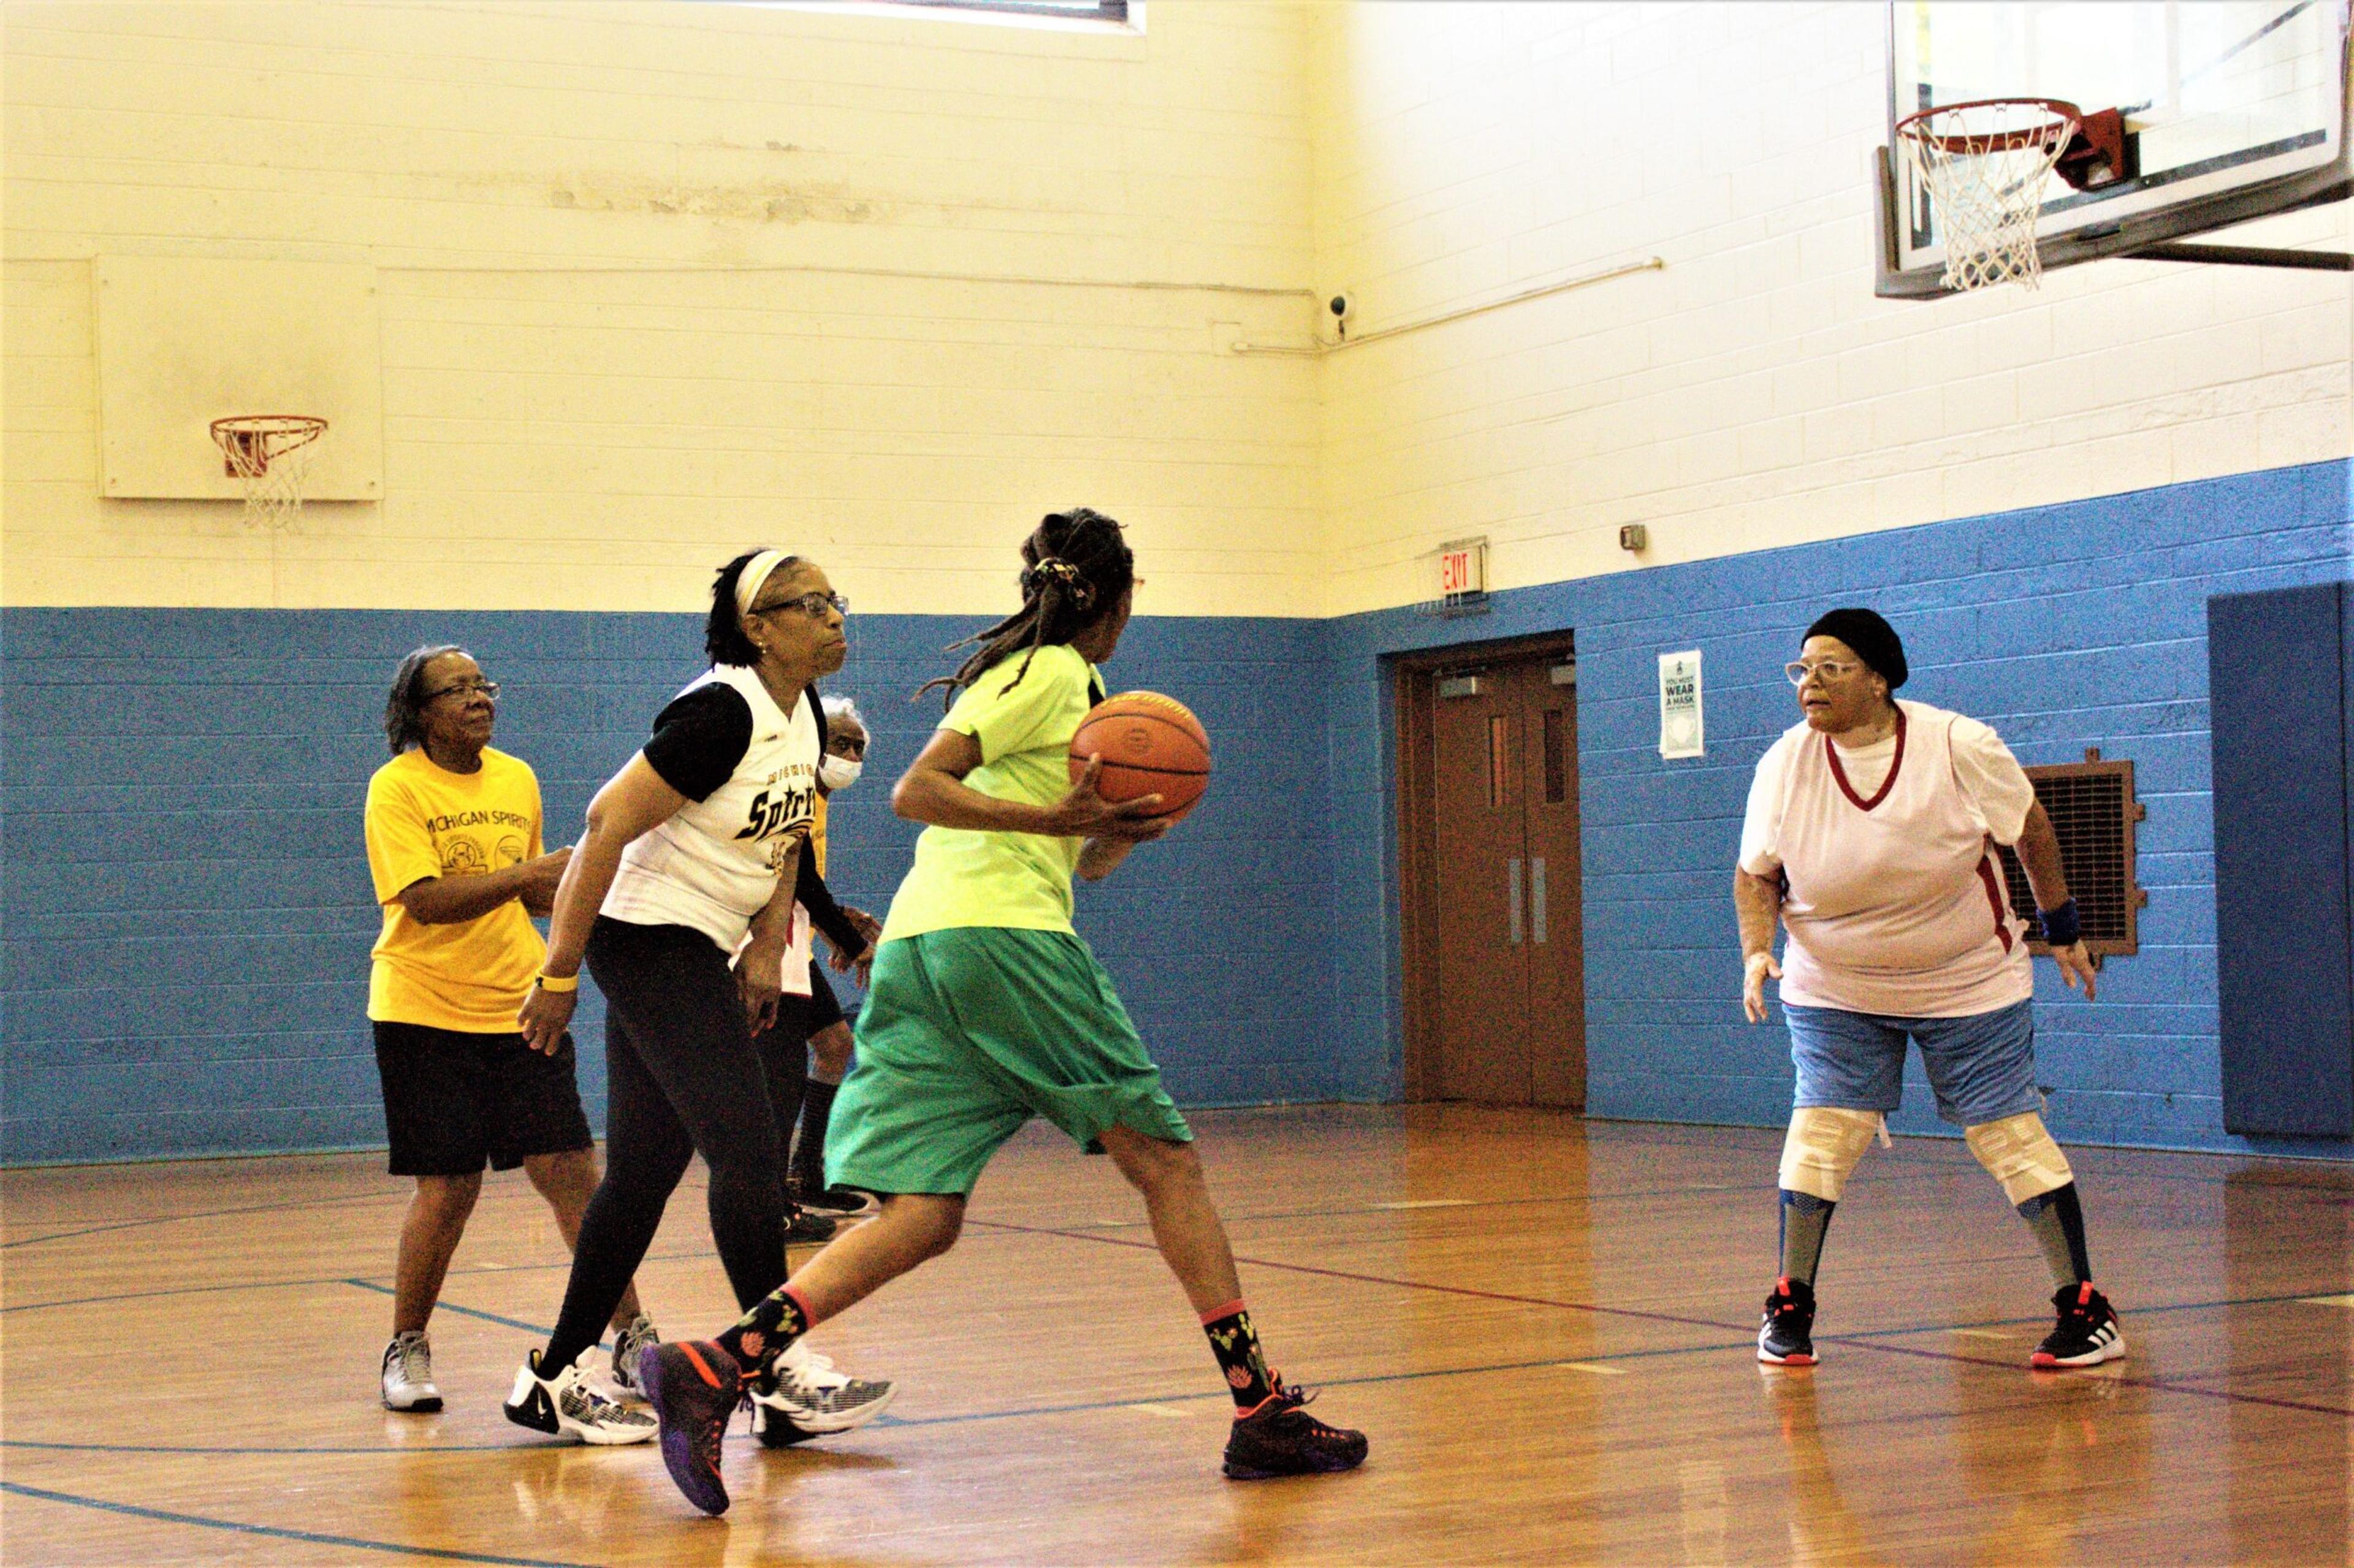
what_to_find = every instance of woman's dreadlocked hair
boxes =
[921,508,1133,707]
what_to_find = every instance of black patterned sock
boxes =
[1779,1190,1836,1285]
[2016,1181,2093,1288]
[793,1079,838,1195]
[715,1282,812,1378]
[1200,1300,1276,1410]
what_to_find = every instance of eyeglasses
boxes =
[1785,660,1864,686]
[752,592,849,619]
[424,679,500,701]
[826,736,868,759]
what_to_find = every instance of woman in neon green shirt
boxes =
[635,509,1368,1516]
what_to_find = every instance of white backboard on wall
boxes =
[96,256,383,501]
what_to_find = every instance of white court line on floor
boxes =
[1124,1403,1195,1418]
[1552,1361,1629,1376]
[2294,1293,2354,1308]
[1951,1329,2015,1340]
[1373,1200,1474,1211]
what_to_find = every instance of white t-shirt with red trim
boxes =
[1739,699,2037,1018]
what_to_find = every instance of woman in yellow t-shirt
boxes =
[364,645,654,1439]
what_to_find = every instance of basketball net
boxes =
[1897,99,2080,293]
[211,415,327,530]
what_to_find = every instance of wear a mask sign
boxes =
[1659,650,1704,759]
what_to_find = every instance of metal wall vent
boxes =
[1994,748,2147,957]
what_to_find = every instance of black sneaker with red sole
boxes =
[1222,1380,1368,1480]
[1758,1276,1817,1366]
[2032,1282,2125,1368]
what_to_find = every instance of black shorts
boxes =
[769,961,846,1039]
[372,1021,596,1177]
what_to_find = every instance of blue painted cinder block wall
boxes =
[1324,459,2354,1159]
[6,460,2351,1163]
[0,611,1333,1163]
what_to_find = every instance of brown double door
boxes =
[1407,647,1586,1107]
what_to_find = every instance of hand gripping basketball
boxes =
[1066,691,1212,825]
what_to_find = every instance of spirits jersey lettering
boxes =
[601,664,823,954]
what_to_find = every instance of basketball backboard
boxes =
[1878,1,2353,297]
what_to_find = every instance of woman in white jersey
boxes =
[501,549,894,1447]
[1737,608,2122,1371]
[633,509,1366,1517]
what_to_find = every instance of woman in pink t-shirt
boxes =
[1734,608,2123,1371]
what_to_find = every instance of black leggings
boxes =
[541,917,799,1374]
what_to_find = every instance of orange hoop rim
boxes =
[211,414,327,444]
[211,414,327,477]
[1895,97,2082,155]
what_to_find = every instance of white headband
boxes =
[734,549,794,616]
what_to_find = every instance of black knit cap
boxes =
[1804,607,1906,691]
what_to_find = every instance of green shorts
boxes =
[826,927,1193,1197]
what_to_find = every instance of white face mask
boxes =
[818,754,863,793]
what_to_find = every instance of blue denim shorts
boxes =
[1786,999,2041,1128]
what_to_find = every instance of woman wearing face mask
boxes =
[503,549,894,1448]
[777,697,883,1222]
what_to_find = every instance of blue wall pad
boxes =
[0,609,1335,1163]
[2209,584,2354,1138]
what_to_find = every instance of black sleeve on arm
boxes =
[641,684,755,802]
[794,850,867,956]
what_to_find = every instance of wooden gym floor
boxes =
[2,1104,2349,1566]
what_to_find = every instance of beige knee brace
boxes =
[1777,1108,1881,1201]
[1965,1112,2074,1204]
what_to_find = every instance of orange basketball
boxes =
[1068,691,1211,822]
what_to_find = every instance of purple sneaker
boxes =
[639,1340,743,1516]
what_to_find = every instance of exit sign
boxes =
[1436,536,1487,604]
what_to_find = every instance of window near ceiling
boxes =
[885,0,1126,20]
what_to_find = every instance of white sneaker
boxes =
[748,1341,896,1447]
[381,1331,441,1413]
[609,1314,660,1401]
[503,1349,657,1445]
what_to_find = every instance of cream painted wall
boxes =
[7,2,2348,620]
[2,0,1322,614]
[1308,2,2354,617]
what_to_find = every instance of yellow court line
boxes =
[1552,1361,1629,1376]
[1951,1329,2015,1340]
[1373,1200,1474,1211]
[2294,1293,2354,1308]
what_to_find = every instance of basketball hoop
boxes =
[210,414,327,528]
[1897,98,2081,293]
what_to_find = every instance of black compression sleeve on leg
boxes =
[1778,1190,1836,1285]
[2016,1181,2093,1287]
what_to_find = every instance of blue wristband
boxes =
[2038,898,2081,947]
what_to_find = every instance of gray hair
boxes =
[821,693,867,733]
[384,644,467,756]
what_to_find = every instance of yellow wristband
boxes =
[535,972,580,994]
